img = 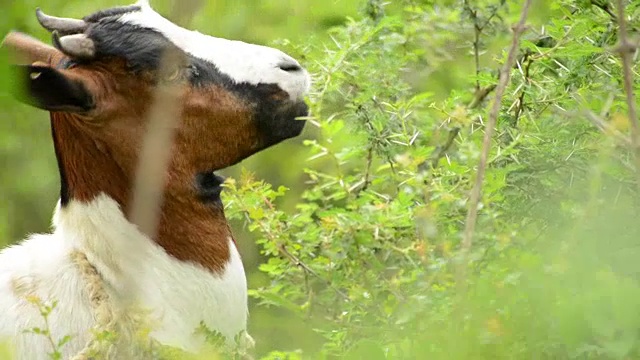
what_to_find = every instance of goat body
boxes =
[0,194,247,359]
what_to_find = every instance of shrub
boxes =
[224,0,640,358]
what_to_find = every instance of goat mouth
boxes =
[194,172,225,206]
[256,99,308,148]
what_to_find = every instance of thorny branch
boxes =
[241,194,352,303]
[513,50,533,126]
[565,108,633,147]
[592,0,617,21]
[359,146,374,195]
[459,0,533,284]
[614,0,640,190]
[429,3,501,170]
[275,243,350,301]
[465,0,482,92]
[463,0,500,91]
[430,127,460,168]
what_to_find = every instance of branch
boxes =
[128,2,204,237]
[593,1,617,21]
[463,0,501,91]
[129,48,186,236]
[614,0,640,190]
[578,109,632,146]
[242,196,352,303]
[468,84,498,109]
[427,3,503,171]
[429,127,460,168]
[459,0,533,280]
[276,243,351,301]
[513,51,533,126]
[356,145,374,196]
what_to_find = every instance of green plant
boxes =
[223,0,640,358]
[22,298,72,360]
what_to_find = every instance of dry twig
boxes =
[428,3,504,171]
[613,0,640,189]
[458,0,533,282]
[128,1,204,237]
[129,48,186,236]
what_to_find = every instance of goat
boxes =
[0,1,309,358]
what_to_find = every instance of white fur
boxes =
[119,1,311,101]
[0,194,247,359]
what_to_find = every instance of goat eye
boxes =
[165,68,182,82]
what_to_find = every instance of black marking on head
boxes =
[51,117,70,206]
[60,14,307,128]
[189,61,308,148]
[195,172,225,206]
[234,83,308,147]
[188,57,236,87]
[13,65,94,112]
[88,21,177,72]
[83,6,141,23]
[84,20,238,88]
[69,13,307,150]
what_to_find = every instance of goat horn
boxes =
[36,8,88,34]
[52,31,96,59]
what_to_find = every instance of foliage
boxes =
[22,298,71,360]
[1,0,640,359]
[223,0,640,358]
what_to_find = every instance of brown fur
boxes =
[42,55,265,272]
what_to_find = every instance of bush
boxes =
[224,0,640,358]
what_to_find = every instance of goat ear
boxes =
[11,64,94,112]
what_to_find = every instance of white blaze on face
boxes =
[118,1,310,101]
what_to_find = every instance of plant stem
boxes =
[459,0,533,284]
[614,0,640,191]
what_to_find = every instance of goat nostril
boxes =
[278,62,302,72]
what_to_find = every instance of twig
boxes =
[593,1,617,21]
[560,108,633,146]
[171,0,204,27]
[614,0,640,190]
[241,195,352,303]
[513,51,533,126]
[468,84,498,109]
[459,0,533,281]
[425,82,497,171]
[128,3,204,237]
[359,146,374,195]
[423,3,504,172]
[276,244,351,301]
[129,48,186,237]
[430,127,460,168]
[463,0,501,91]
[464,1,482,91]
